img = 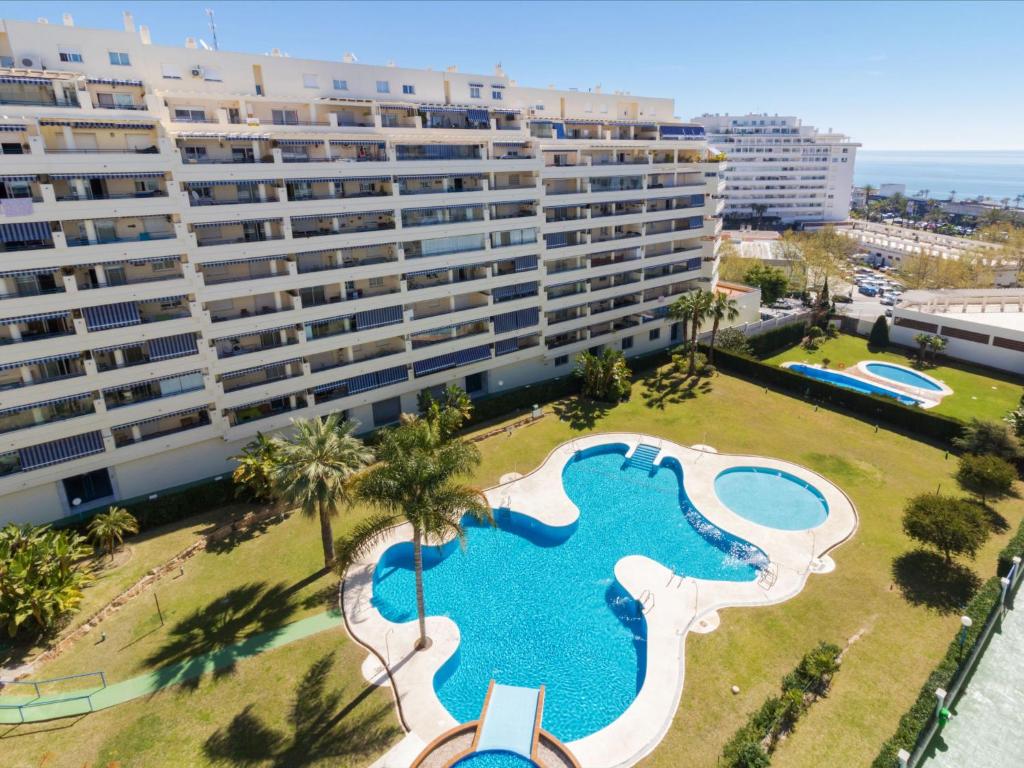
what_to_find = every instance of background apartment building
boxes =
[0,13,727,524]
[692,113,858,226]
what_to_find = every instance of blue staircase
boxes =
[629,443,661,473]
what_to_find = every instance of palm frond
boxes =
[334,512,404,573]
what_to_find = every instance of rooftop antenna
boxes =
[205,8,219,51]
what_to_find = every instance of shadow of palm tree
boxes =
[202,652,400,766]
[551,396,612,430]
[892,549,982,614]
[640,369,712,410]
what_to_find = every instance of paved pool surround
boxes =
[854,361,953,402]
[343,434,858,768]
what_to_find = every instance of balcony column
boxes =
[258,183,267,203]
[61,126,76,150]
[93,263,107,287]
[8,324,21,341]
[288,394,298,410]
[332,216,341,235]
[262,221,273,240]
[280,328,291,345]
[20,365,34,385]
[250,139,261,159]
[273,292,284,311]
[31,406,45,426]
[83,219,98,245]
[113,348,126,367]
[322,139,331,160]
[328,181,338,199]
[72,178,88,199]
[131,425,143,442]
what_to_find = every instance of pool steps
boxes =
[628,443,661,473]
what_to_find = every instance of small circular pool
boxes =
[864,362,943,392]
[452,751,538,768]
[714,467,829,530]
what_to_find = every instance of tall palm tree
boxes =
[913,332,931,366]
[685,290,714,374]
[927,335,946,365]
[707,291,740,363]
[418,384,473,441]
[337,418,492,650]
[231,431,278,503]
[270,414,374,568]
[87,506,139,558]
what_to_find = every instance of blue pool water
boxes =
[715,468,829,531]
[787,364,923,406]
[372,443,764,741]
[864,362,943,392]
[453,751,538,768]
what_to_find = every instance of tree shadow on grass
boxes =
[892,550,982,615]
[979,503,1010,535]
[204,512,288,556]
[640,368,713,410]
[551,396,613,430]
[202,652,400,767]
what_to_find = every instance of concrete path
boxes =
[922,602,1024,768]
[0,610,344,724]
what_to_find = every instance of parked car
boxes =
[880,296,895,306]
[834,294,853,303]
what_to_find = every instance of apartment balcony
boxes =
[307,338,406,375]
[395,145,483,162]
[93,332,200,372]
[111,407,211,448]
[225,392,308,427]
[185,182,282,207]
[62,215,176,248]
[0,354,87,392]
[70,257,186,292]
[287,178,391,202]
[0,78,79,109]
[491,201,537,221]
[214,327,300,359]
[0,220,55,253]
[291,211,395,239]
[546,330,586,350]
[0,312,74,346]
[194,219,285,247]
[220,359,305,394]
[0,270,64,301]
[546,307,588,327]
[402,205,484,228]
[208,292,294,323]
[295,243,397,274]
[410,319,490,350]
[397,175,485,196]
[0,392,96,436]
[198,257,291,287]
[178,141,272,165]
[102,370,205,411]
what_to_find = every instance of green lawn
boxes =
[3,365,1023,768]
[763,333,1022,422]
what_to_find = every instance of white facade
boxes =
[691,113,858,225]
[892,289,1024,374]
[0,16,725,524]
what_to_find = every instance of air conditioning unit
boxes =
[190,66,203,78]
[19,55,42,68]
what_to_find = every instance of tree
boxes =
[418,384,473,442]
[715,326,752,356]
[750,203,769,229]
[270,414,374,568]
[669,290,713,375]
[953,418,1023,461]
[862,184,876,209]
[338,418,492,650]
[1004,394,1024,438]
[868,316,890,348]
[927,334,946,365]
[574,348,632,401]
[87,506,139,558]
[707,291,740,363]
[742,262,789,305]
[912,333,931,366]
[803,226,856,295]
[231,431,278,503]
[902,493,989,563]
[956,454,1017,503]
[0,523,93,638]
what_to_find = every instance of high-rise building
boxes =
[0,14,725,524]
[691,113,858,225]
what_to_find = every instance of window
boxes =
[534,102,544,111]
[621,336,633,350]
[62,468,113,506]
[376,80,390,94]
[108,51,131,66]
[648,328,660,341]
[203,67,222,82]
[58,47,83,63]
[368,276,385,288]
[600,104,608,113]
[161,63,183,79]
[554,355,569,367]
[492,89,503,100]
[470,86,481,99]
[302,73,318,89]
[174,108,207,122]
[333,79,348,90]
[271,109,299,125]
[402,84,415,95]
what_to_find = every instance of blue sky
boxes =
[2,0,1021,151]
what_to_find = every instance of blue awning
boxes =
[0,351,80,372]
[490,108,520,115]
[354,306,403,329]
[83,301,141,331]
[290,209,393,222]
[18,431,105,472]
[323,364,408,396]
[495,338,519,356]
[493,307,539,334]
[378,104,417,112]
[0,266,57,277]
[148,333,198,361]
[287,176,390,184]
[420,105,469,114]
[86,77,144,86]
[221,357,300,379]
[213,323,296,342]
[203,253,284,267]
[466,109,490,122]
[39,119,156,130]
[513,255,538,272]
[659,125,705,138]
[176,132,271,141]
[0,310,69,325]
[275,139,325,146]
[413,344,491,377]
[493,141,528,146]
[0,124,27,133]
[192,218,280,228]
[404,266,450,278]
[0,75,53,85]
[396,173,483,181]
[50,171,166,180]
[0,392,93,416]
[113,405,208,430]
[184,178,276,186]
[492,281,538,301]
[0,174,36,182]
[329,140,385,146]
[0,221,51,243]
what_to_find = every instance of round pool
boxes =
[452,751,538,768]
[714,467,829,530]
[863,362,943,392]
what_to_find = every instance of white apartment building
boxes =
[691,113,858,225]
[0,13,725,524]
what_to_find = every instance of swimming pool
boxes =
[714,467,829,530]
[452,751,538,768]
[371,443,764,742]
[863,362,943,392]
[785,363,923,406]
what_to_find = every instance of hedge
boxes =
[748,321,809,358]
[871,577,1004,767]
[997,516,1024,576]
[708,347,965,445]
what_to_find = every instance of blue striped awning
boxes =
[419,105,469,114]
[275,139,325,146]
[83,301,141,331]
[18,431,105,471]
[404,265,450,278]
[493,307,539,334]
[101,369,202,394]
[113,405,209,430]
[413,344,491,377]
[0,175,36,182]
[493,141,528,146]
[291,209,393,222]
[39,119,156,130]
[328,140,385,146]
[148,333,198,361]
[86,77,144,86]
[406,202,483,213]
[0,221,51,243]
[0,392,93,416]
[0,75,53,85]
[0,266,57,277]
[0,124,27,132]
[203,253,284,267]
[184,178,276,186]
[288,176,391,184]
[305,313,352,328]
[495,338,519,356]
[379,104,417,111]
[221,357,300,379]
[490,108,520,115]
[71,253,181,268]
[49,171,166,180]
[492,281,538,301]
[354,306,403,329]
[513,255,538,272]
[192,218,280,228]
[213,323,296,342]
[177,132,271,141]
[343,364,408,395]
[0,351,79,372]
[0,310,70,326]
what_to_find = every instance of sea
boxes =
[854,150,1024,203]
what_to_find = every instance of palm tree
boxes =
[270,414,374,568]
[862,184,876,210]
[751,203,768,229]
[87,506,139,558]
[337,418,492,650]
[231,431,278,503]
[575,348,631,401]
[707,291,740,363]
[418,384,473,441]
[913,333,931,366]
[685,290,714,375]
[927,334,946,365]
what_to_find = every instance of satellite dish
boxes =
[72,497,82,506]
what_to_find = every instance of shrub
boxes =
[807,326,824,339]
[869,316,890,347]
[956,453,1017,503]
[802,336,821,351]
[87,506,139,557]
[746,322,808,358]
[575,348,632,402]
[825,323,840,339]
[716,326,752,356]
[997,516,1024,576]
[722,728,771,768]
[902,493,989,562]
[952,418,1023,461]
